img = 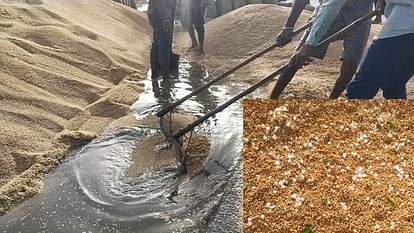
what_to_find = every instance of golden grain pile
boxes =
[244,100,414,233]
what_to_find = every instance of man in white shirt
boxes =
[346,0,414,99]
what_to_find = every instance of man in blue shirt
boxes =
[270,0,373,99]
[346,0,414,99]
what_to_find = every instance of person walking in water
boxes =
[270,0,373,99]
[180,0,208,55]
[148,0,175,79]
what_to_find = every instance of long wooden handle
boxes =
[156,22,312,117]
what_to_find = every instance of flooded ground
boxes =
[0,60,249,233]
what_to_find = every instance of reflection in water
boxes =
[0,59,244,233]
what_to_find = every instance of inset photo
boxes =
[243,100,414,233]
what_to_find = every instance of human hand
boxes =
[375,0,386,14]
[289,44,314,68]
[276,27,293,47]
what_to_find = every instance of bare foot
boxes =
[197,48,205,56]
[185,44,198,52]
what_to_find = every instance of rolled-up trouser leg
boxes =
[346,34,414,99]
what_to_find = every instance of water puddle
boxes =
[0,59,249,233]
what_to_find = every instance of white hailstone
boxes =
[265,203,271,208]
[390,221,396,230]
[349,184,356,191]
[342,153,347,159]
[263,136,268,140]
[408,182,414,187]
[326,200,332,205]
[340,202,348,210]
[260,214,265,219]
[285,121,292,128]
[299,174,305,181]
[373,224,381,230]
[274,160,281,169]
[274,106,288,115]
[284,145,289,151]
[357,133,368,143]
[351,151,358,157]
[303,142,313,149]
[291,177,297,183]
[265,126,271,131]
[394,165,406,180]
[295,197,305,208]
[254,146,259,151]
[247,217,253,226]
[287,154,295,164]
[351,121,358,129]
[274,126,280,132]
[388,184,394,193]
[345,127,349,131]
[353,167,367,180]
[369,200,374,206]
[278,179,288,188]
[290,193,298,199]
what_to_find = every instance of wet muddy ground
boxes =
[0,60,247,233]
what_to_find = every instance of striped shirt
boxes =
[148,0,174,21]
[377,0,414,39]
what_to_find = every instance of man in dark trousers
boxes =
[346,0,414,99]
[270,0,373,99]
[148,0,175,79]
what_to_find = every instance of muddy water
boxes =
[0,60,246,233]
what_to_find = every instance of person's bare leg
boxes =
[329,59,358,99]
[372,15,382,24]
[195,23,205,55]
[186,27,198,52]
[269,65,300,99]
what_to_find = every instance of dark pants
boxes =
[149,16,172,61]
[346,33,414,99]
[191,2,205,43]
[149,13,173,77]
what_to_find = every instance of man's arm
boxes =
[276,0,309,46]
[290,0,347,67]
